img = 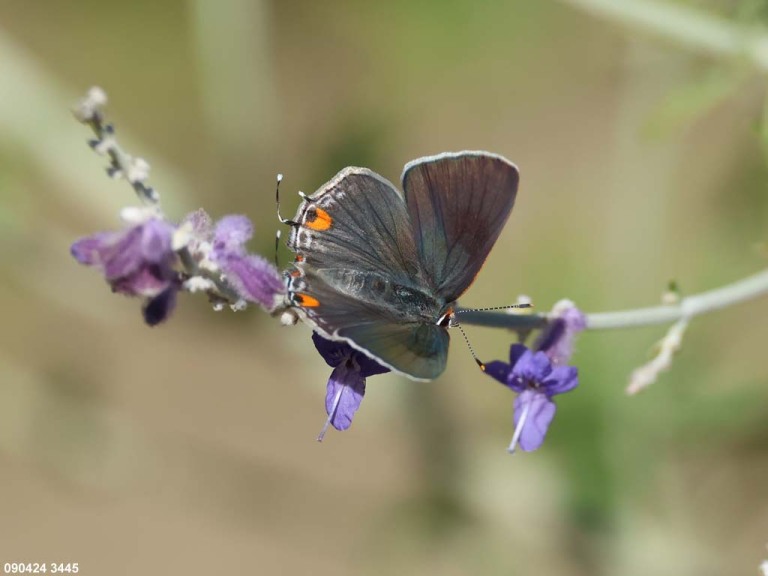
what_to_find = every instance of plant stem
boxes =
[561,0,768,71]
[79,105,159,205]
[459,268,768,331]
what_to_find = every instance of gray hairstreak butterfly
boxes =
[283,151,519,381]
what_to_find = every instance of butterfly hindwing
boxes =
[288,267,448,380]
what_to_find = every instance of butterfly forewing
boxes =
[401,152,519,302]
[288,168,427,287]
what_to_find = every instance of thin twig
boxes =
[587,267,768,329]
[561,0,768,71]
[73,87,159,204]
[459,267,768,331]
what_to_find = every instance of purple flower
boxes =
[208,215,285,310]
[71,217,179,325]
[486,345,578,452]
[486,301,585,453]
[311,333,390,441]
[180,208,213,254]
[534,299,587,365]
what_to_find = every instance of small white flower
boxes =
[183,276,216,293]
[93,134,117,156]
[281,309,299,326]
[627,318,688,395]
[127,157,151,184]
[73,86,108,122]
[120,205,161,224]
[172,223,193,251]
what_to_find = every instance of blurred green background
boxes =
[1,0,767,574]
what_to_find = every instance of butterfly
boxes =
[284,151,519,381]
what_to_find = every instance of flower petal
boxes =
[514,390,557,452]
[102,220,174,280]
[213,215,253,258]
[325,363,366,431]
[110,265,170,297]
[535,300,587,365]
[101,227,144,280]
[534,318,566,357]
[139,219,174,263]
[219,253,284,310]
[512,349,551,382]
[484,360,511,385]
[312,332,346,367]
[70,232,114,266]
[508,343,529,366]
[543,365,579,396]
[311,333,390,377]
[354,352,391,378]
[71,219,180,322]
[182,209,213,238]
[142,286,178,326]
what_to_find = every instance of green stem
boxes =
[562,0,768,70]
[459,268,768,331]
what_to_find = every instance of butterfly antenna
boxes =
[456,303,533,313]
[451,302,533,372]
[450,315,486,372]
[276,173,297,225]
[274,230,281,268]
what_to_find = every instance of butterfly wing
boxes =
[290,268,448,380]
[288,167,427,286]
[401,151,519,302]
[287,167,448,380]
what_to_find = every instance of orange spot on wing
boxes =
[295,254,304,262]
[305,207,333,231]
[295,293,320,307]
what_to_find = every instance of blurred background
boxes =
[1,0,767,574]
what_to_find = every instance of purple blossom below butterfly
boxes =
[311,332,390,440]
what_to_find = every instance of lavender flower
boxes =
[71,216,179,325]
[311,333,390,441]
[534,299,587,365]
[485,300,584,453]
[71,207,286,324]
[486,345,578,452]
[208,215,285,311]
